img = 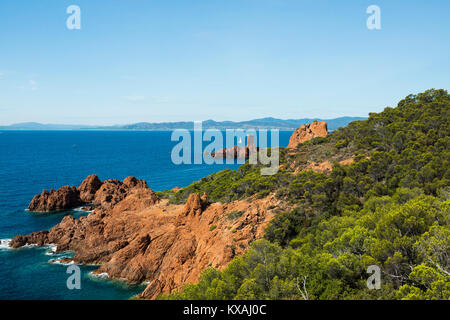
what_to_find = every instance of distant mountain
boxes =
[0,122,98,130]
[113,117,367,131]
[0,117,367,131]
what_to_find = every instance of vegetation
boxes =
[227,210,245,220]
[157,149,293,204]
[160,89,449,300]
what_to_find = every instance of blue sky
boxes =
[0,0,449,125]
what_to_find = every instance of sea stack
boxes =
[211,135,258,160]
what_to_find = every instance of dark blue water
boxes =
[0,130,291,299]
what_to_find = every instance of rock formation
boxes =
[78,174,102,202]
[181,193,203,217]
[287,120,328,149]
[12,175,284,299]
[93,179,129,209]
[10,230,50,248]
[211,135,258,160]
[28,186,83,212]
[27,175,151,212]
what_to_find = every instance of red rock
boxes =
[78,174,102,203]
[123,176,148,189]
[93,179,129,209]
[287,120,328,149]
[112,187,159,213]
[28,185,83,212]
[14,177,284,300]
[200,192,209,207]
[181,193,203,217]
[10,231,49,248]
[27,175,153,213]
[211,135,258,160]
[93,177,151,209]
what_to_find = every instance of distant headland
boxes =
[0,116,367,131]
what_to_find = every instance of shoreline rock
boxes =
[28,186,83,212]
[12,177,283,299]
[210,135,258,160]
[27,175,152,212]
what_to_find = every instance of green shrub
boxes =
[227,210,245,220]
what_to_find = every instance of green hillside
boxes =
[160,89,449,300]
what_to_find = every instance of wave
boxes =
[49,258,75,265]
[89,271,109,279]
[44,244,58,255]
[0,239,59,251]
[73,206,94,214]
[73,206,87,212]
[0,239,11,250]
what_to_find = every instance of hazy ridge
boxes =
[0,116,367,131]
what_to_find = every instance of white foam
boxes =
[73,206,93,213]
[0,239,12,250]
[22,243,38,248]
[50,259,75,265]
[44,244,58,255]
[89,271,109,279]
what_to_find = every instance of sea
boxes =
[0,130,291,299]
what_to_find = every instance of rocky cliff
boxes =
[287,120,328,149]
[12,175,284,299]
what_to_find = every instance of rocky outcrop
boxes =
[123,176,149,189]
[200,192,209,206]
[287,121,328,149]
[10,231,49,248]
[211,135,258,160]
[93,179,129,209]
[181,193,203,217]
[27,175,153,212]
[176,193,210,226]
[78,174,102,202]
[28,186,83,212]
[12,181,283,299]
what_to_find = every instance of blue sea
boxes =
[0,130,291,300]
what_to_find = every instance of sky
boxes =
[0,0,449,125]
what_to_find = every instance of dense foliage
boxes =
[160,89,449,300]
[157,147,294,204]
